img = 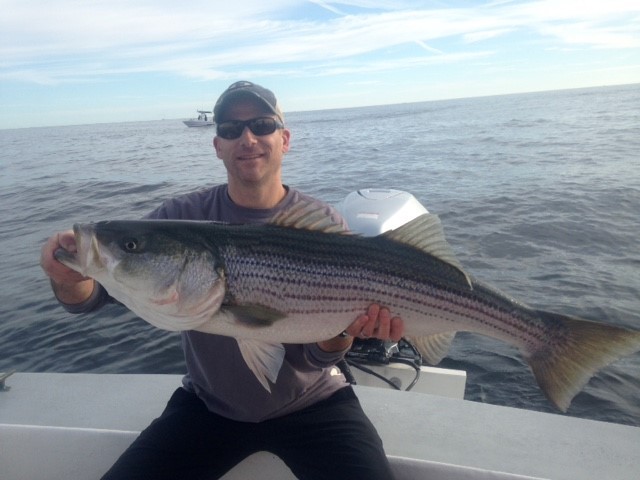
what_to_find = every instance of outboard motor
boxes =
[337,189,429,390]
[338,188,429,236]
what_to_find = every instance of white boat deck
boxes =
[1,372,639,479]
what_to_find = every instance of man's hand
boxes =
[345,304,403,342]
[40,231,84,283]
[317,304,404,352]
[40,230,94,304]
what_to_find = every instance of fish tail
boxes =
[527,311,640,412]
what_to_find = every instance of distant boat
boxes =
[183,110,214,127]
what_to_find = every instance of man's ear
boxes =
[281,128,291,153]
[213,136,222,159]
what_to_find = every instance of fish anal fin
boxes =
[237,340,286,392]
[527,312,640,412]
[382,214,472,288]
[405,332,456,365]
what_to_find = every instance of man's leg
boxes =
[264,387,394,480]
[100,388,254,480]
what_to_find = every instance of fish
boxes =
[53,200,640,411]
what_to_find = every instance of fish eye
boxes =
[122,237,140,252]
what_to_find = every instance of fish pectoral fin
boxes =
[237,340,286,392]
[405,332,457,365]
[382,214,473,288]
[226,304,287,327]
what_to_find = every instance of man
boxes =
[40,81,403,479]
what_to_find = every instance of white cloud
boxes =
[463,29,514,44]
[0,0,640,119]
[1,1,639,86]
[537,22,640,49]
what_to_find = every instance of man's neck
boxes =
[227,181,287,209]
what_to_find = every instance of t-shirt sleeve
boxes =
[57,282,113,314]
[304,342,350,368]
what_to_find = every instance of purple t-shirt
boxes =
[68,184,351,422]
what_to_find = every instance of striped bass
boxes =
[54,200,640,411]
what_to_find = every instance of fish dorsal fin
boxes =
[270,199,348,234]
[383,214,472,288]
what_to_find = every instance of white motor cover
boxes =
[338,189,429,236]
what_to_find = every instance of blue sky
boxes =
[1,0,639,129]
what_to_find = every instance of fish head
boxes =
[55,220,227,330]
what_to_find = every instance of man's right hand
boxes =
[40,230,94,304]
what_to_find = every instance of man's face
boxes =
[213,98,290,188]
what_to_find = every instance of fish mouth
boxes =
[53,223,99,276]
[53,247,80,271]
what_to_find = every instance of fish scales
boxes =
[215,223,552,351]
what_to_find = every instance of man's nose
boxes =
[239,126,258,145]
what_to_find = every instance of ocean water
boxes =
[1,84,639,426]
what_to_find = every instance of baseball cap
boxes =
[213,81,284,123]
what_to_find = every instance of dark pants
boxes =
[101,386,394,480]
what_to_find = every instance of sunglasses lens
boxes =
[216,117,282,139]
[217,122,244,139]
[249,118,277,136]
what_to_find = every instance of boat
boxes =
[2,371,638,479]
[183,110,214,127]
[1,189,638,479]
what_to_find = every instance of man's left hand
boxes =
[317,304,404,352]
[345,304,404,342]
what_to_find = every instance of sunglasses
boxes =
[216,117,284,140]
